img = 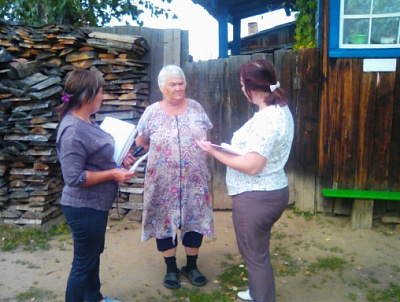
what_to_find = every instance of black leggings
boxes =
[156,231,203,252]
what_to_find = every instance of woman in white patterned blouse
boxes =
[197,59,294,302]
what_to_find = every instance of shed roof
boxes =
[191,0,295,23]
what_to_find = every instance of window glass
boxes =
[344,0,371,15]
[341,0,400,47]
[373,0,400,14]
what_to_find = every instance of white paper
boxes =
[211,143,244,155]
[100,117,137,165]
[129,152,149,171]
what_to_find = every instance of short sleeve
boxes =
[136,105,152,139]
[57,126,88,187]
[197,102,213,131]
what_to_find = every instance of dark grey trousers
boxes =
[232,187,289,302]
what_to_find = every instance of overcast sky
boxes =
[110,0,295,61]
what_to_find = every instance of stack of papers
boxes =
[100,116,137,165]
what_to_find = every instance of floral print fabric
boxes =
[137,99,214,242]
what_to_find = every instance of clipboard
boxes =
[210,143,244,156]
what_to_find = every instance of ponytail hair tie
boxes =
[270,81,280,92]
[61,93,71,102]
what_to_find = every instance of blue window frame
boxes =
[329,0,400,58]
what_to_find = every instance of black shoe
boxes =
[163,270,181,289]
[181,266,207,286]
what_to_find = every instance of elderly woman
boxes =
[125,65,214,289]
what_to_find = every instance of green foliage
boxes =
[0,0,177,27]
[292,206,313,220]
[0,222,70,252]
[292,0,318,50]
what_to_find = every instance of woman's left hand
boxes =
[122,154,136,169]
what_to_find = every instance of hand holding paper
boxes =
[210,143,244,155]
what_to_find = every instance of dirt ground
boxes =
[0,209,400,302]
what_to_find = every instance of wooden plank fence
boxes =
[184,47,400,219]
[183,48,320,211]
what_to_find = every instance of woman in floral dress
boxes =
[125,65,214,290]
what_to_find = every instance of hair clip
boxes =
[270,81,280,92]
[61,93,71,102]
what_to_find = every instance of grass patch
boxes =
[306,256,347,275]
[347,292,358,301]
[0,223,70,252]
[15,286,58,302]
[171,287,236,302]
[292,206,313,220]
[273,231,287,240]
[217,263,249,288]
[367,282,400,301]
[271,245,302,277]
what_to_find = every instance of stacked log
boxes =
[0,20,149,226]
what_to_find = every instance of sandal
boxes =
[163,271,181,289]
[181,266,207,287]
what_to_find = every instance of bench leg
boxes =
[351,199,374,229]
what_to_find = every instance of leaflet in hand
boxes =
[210,143,244,155]
[100,116,137,166]
[129,152,149,171]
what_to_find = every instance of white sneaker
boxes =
[237,289,253,301]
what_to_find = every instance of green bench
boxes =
[322,189,400,229]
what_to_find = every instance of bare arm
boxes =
[135,135,150,153]
[196,138,267,175]
[82,168,135,187]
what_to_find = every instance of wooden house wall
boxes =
[235,23,296,54]
[317,0,400,215]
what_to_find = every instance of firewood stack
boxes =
[0,20,150,227]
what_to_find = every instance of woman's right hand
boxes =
[112,168,135,183]
[196,137,218,155]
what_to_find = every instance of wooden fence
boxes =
[184,48,400,217]
[183,49,320,211]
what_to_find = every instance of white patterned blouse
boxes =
[226,105,294,195]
